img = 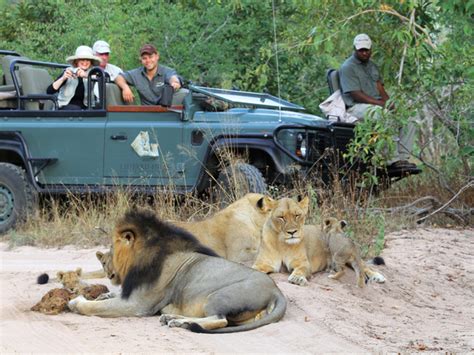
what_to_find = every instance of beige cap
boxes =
[353,34,372,50]
[93,40,111,54]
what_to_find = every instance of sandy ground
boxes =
[1,227,473,353]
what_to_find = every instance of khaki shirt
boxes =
[339,54,383,107]
[120,65,178,105]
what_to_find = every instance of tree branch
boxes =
[416,181,474,223]
[397,9,415,85]
[340,8,435,48]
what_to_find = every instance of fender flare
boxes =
[0,131,40,191]
[193,134,290,193]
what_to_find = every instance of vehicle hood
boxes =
[193,108,328,127]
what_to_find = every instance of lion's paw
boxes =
[159,314,183,326]
[288,274,308,286]
[159,314,171,325]
[95,292,116,301]
[168,319,191,329]
[68,295,86,312]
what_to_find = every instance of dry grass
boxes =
[2,161,470,258]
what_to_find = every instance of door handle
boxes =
[110,135,128,141]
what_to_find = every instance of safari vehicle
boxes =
[0,50,420,233]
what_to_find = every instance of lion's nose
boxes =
[287,230,297,237]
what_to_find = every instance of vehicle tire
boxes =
[0,163,38,234]
[213,162,267,206]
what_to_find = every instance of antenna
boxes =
[272,0,282,122]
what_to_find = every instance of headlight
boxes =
[296,133,307,158]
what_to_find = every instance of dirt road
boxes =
[1,227,473,353]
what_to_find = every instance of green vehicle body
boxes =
[0,52,419,232]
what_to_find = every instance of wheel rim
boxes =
[0,184,15,224]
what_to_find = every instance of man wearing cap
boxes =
[339,33,416,168]
[92,40,123,82]
[115,44,182,105]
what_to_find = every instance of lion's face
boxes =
[96,250,121,286]
[56,268,82,291]
[270,197,309,245]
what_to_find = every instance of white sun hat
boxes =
[353,34,372,50]
[66,46,101,65]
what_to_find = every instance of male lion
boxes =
[68,210,287,333]
[253,197,385,286]
[173,193,274,263]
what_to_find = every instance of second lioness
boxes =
[173,193,274,263]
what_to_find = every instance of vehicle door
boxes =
[103,108,187,187]
[11,112,107,185]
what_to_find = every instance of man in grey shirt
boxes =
[115,44,181,105]
[339,34,416,168]
[340,34,390,117]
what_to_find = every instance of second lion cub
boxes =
[322,217,365,288]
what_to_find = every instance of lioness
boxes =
[95,250,121,285]
[68,210,287,333]
[253,196,385,286]
[173,193,274,263]
[321,217,365,288]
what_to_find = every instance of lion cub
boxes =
[322,217,365,288]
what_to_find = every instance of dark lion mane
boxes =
[118,209,219,299]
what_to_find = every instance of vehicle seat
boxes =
[106,82,128,106]
[0,86,16,108]
[326,68,340,95]
[18,66,54,110]
[0,55,29,108]
[172,88,189,106]
[1,55,29,87]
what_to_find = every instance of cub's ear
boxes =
[56,271,64,281]
[257,196,276,212]
[75,268,82,276]
[323,218,333,231]
[340,220,348,229]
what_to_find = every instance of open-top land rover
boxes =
[0,50,420,232]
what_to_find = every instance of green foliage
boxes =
[1,0,471,181]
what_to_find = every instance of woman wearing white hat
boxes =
[47,45,101,110]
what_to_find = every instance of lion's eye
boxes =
[295,214,301,219]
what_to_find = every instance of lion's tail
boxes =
[189,289,287,334]
[363,256,386,284]
[37,273,50,284]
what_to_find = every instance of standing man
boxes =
[339,34,416,168]
[92,40,123,82]
[115,44,182,105]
